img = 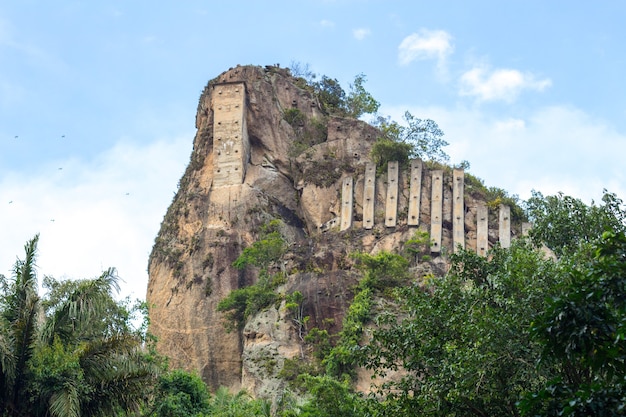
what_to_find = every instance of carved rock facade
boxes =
[147,65,520,397]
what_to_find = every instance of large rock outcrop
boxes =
[146,64,519,397]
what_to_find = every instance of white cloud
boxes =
[0,137,191,301]
[379,103,626,205]
[398,29,453,73]
[353,28,371,41]
[459,65,552,102]
[320,19,335,28]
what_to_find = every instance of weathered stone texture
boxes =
[147,65,520,398]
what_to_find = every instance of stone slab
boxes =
[476,202,488,256]
[522,222,532,236]
[408,159,423,226]
[363,163,376,229]
[452,169,465,252]
[385,161,399,227]
[430,170,443,252]
[499,204,511,248]
[340,177,353,231]
[212,82,247,187]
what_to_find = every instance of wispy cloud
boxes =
[320,19,335,28]
[353,28,371,41]
[398,29,453,76]
[0,137,190,300]
[459,65,552,102]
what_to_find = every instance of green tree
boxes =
[321,251,412,380]
[208,386,270,417]
[371,111,449,173]
[345,73,380,118]
[293,374,367,417]
[401,111,449,163]
[352,251,410,291]
[0,235,160,417]
[218,221,287,330]
[314,76,346,115]
[525,190,626,257]
[231,230,286,271]
[370,136,415,174]
[520,230,626,416]
[358,241,558,417]
[0,236,40,415]
[148,370,211,417]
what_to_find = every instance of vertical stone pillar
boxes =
[452,169,465,252]
[499,204,511,248]
[212,82,248,187]
[476,202,488,257]
[362,163,376,230]
[408,159,422,226]
[385,161,399,227]
[522,222,532,236]
[340,177,353,231]
[430,170,443,253]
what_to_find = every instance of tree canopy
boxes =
[271,190,625,417]
[0,235,160,417]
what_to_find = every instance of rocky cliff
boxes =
[146,64,521,397]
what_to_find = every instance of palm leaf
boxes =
[0,320,16,403]
[41,268,121,345]
[48,380,81,417]
[0,235,41,414]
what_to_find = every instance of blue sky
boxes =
[1,1,625,301]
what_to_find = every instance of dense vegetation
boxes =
[2,186,624,417]
[0,235,160,417]
[209,189,626,416]
[3,64,625,415]
[287,62,450,175]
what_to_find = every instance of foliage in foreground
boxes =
[525,190,626,257]
[519,229,626,416]
[5,187,623,416]
[277,190,625,417]
[0,235,160,417]
[148,370,270,417]
[357,240,559,416]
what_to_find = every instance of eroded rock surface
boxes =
[147,64,516,397]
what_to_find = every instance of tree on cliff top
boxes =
[312,74,380,119]
[370,111,450,173]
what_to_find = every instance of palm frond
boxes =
[48,380,81,417]
[41,268,121,345]
[81,351,159,417]
[2,235,41,412]
[0,321,16,404]
[78,334,139,381]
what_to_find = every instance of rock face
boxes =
[147,64,520,397]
